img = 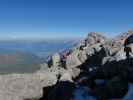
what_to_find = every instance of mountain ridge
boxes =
[0,30,133,100]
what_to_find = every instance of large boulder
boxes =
[0,71,57,100]
[85,32,106,46]
[77,50,87,63]
[66,49,82,69]
[85,43,104,56]
[51,53,61,67]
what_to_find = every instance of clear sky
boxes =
[0,0,133,38]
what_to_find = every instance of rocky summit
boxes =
[0,30,133,100]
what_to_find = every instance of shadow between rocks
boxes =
[39,56,133,100]
[39,81,75,100]
[76,57,133,100]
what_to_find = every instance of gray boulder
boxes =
[66,49,82,69]
[85,32,106,46]
[51,53,61,67]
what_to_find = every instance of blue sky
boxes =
[0,0,133,38]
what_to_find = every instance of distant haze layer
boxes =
[0,38,78,74]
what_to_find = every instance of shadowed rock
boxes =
[39,81,75,100]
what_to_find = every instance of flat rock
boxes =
[0,71,57,100]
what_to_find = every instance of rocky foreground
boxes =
[0,30,133,100]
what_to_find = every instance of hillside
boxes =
[0,30,133,100]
